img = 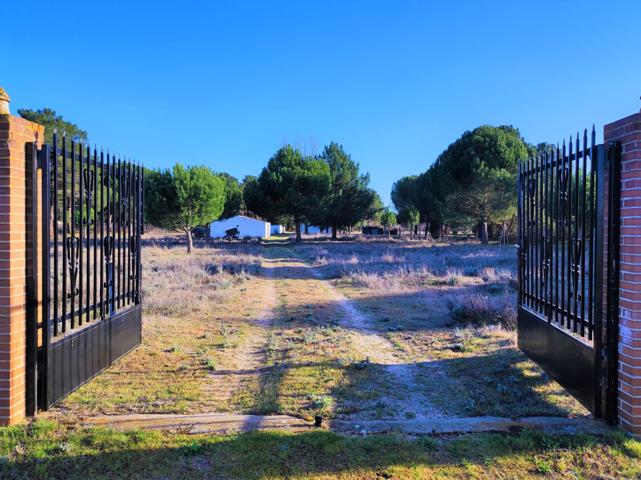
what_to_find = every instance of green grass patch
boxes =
[0,420,639,479]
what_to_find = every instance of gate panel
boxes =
[33,134,144,410]
[517,130,620,422]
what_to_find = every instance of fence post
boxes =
[604,106,641,434]
[0,88,44,425]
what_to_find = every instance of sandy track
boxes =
[203,259,277,409]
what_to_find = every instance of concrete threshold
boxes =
[84,413,313,435]
[330,416,613,436]
[84,413,613,437]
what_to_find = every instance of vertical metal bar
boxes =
[560,141,567,328]
[107,153,113,315]
[538,151,544,312]
[52,134,59,338]
[580,130,588,336]
[127,159,132,304]
[40,144,51,411]
[116,155,121,311]
[545,148,551,319]
[25,143,39,415]
[605,140,621,424]
[93,147,98,319]
[593,143,606,418]
[567,137,574,330]
[531,153,541,312]
[118,156,123,309]
[85,146,91,323]
[99,150,105,319]
[573,133,580,332]
[61,136,68,334]
[517,161,523,306]
[78,143,84,326]
[136,162,142,304]
[70,140,76,329]
[588,127,596,341]
[525,156,530,307]
[141,166,145,235]
[553,144,563,324]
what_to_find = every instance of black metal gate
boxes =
[517,129,620,423]
[26,134,144,413]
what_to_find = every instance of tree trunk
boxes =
[331,225,338,241]
[480,221,489,245]
[295,221,302,243]
[185,229,194,253]
[500,222,509,245]
[305,224,309,234]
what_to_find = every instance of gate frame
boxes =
[25,136,144,414]
[517,140,621,424]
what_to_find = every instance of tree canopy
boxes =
[145,164,225,252]
[390,125,530,243]
[314,142,377,239]
[18,108,88,144]
[380,208,397,237]
[244,145,330,242]
[218,173,243,220]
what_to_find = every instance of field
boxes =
[5,232,640,478]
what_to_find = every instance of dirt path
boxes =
[203,258,277,410]
[259,246,442,420]
[306,259,442,419]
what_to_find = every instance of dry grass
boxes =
[55,236,264,417]
[297,240,586,418]
[55,234,585,423]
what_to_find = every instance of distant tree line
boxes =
[143,142,380,250]
[244,142,379,242]
[20,108,542,248]
[391,125,536,244]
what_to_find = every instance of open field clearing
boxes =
[29,232,640,478]
[54,235,585,422]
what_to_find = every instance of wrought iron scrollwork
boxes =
[571,239,583,301]
[541,231,552,289]
[558,166,569,227]
[66,236,80,298]
[103,235,114,288]
[128,235,138,280]
[83,168,95,226]
[119,174,130,227]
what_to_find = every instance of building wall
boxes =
[211,216,270,238]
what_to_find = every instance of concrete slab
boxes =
[330,416,614,436]
[85,413,313,435]
[84,413,613,436]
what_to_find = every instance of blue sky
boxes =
[5,1,641,205]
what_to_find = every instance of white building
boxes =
[271,224,285,234]
[210,215,271,239]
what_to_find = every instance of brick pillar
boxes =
[605,109,641,434]
[0,104,44,425]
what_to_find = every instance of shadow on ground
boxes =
[1,425,635,479]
